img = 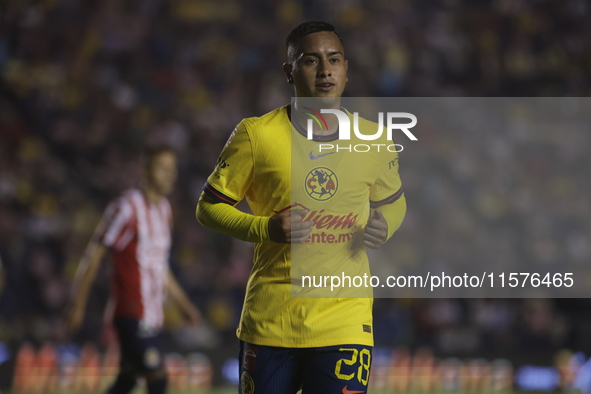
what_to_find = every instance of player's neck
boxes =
[292,101,341,135]
[143,186,163,204]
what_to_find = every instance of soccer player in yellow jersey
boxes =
[197,21,406,393]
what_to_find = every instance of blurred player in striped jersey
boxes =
[67,146,201,394]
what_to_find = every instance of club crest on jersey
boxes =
[305,167,338,201]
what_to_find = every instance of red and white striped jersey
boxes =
[97,189,172,329]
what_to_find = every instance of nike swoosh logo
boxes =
[309,151,336,160]
[342,386,364,394]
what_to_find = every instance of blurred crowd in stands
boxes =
[1,0,591,365]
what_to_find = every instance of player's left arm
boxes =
[364,148,407,249]
[167,269,201,326]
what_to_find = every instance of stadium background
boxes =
[1,0,591,392]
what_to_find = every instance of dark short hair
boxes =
[286,21,342,63]
[144,145,174,170]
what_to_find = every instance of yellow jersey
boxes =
[202,105,403,347]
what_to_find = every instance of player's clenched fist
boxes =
[268,209,314,243]
[363,209,388,249]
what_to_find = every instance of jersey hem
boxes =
[237,334,374,348]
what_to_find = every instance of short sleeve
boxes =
[96,198,135,250]
[369,149,404,208]
[202,121,255,205]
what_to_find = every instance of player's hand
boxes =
[268,209,313,243]
[181,303,202,326]
[363,209,388,249]
[65,301,85,334]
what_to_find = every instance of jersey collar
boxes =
[287,104,346,143]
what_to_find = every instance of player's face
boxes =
[147,151,177,196]
[284,31,348,100]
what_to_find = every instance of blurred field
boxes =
[3,389,242,394]
[4,390,233,394]
[0,388,464,394]
[13,391,529,394]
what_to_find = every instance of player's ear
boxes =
[345,59,348,82]
[283,62,294,84]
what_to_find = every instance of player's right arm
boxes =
[196,121,312,243]
[197,194,311,243]
[66,241,107,333]
[66,197,133,332]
